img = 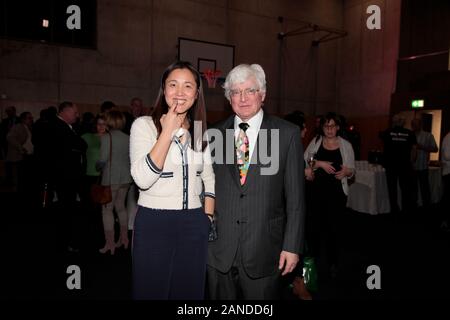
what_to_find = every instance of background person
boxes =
[97,110,133,255]
[304,112,355,299]
[411,118,438,209]
[380,114,417,214]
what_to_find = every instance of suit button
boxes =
[237,220,240,224]
[240,194,245,198]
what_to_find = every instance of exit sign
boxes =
[411,99,424,108]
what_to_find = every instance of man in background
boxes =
[48,101,87,253]
[411,118,438,209]
[380,114,417,214]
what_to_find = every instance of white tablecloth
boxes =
[347,164,390,215]
[346,163,443,215]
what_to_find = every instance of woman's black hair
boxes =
[150,61,207,151]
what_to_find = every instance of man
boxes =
[440,131,450,230]
[5,112,34,193]
[47,101,87,252]
[0,106,20,158]
[123,97,145,135]
[1,106,19,173]
[32,106,57,188]
[411,118,438,208]
[380,114,417,213]
[100,100,115,114]
[207,64,305,300]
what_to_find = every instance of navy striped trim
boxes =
[175,137,189,210]
[182,157,188,210]
[204,192,215,199]
[174,137,189,210]
[175,136,189,152]
[145,154,162,174]
[160,172,173,178]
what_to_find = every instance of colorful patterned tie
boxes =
[236,122,250,185]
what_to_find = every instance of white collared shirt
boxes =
[234,108,264,161]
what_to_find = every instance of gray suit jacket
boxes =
[207,112,305,278]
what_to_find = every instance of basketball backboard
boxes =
[178,37,235,81]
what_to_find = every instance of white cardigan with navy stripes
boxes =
[130,116,215,210]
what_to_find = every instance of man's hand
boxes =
[278,251,299,276]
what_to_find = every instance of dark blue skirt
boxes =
[132,206,210,300]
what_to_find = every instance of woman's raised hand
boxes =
[160,100,183,137]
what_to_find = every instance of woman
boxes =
[304,112,355,299]
[97,110,133,255]
[130,61,215,300]
[81,114,107,247]
[82,114,107,189]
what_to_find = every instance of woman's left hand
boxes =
[335,165,352,180]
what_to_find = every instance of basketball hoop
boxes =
[202,69,222,88]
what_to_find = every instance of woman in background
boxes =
[97,110,133,255]
[304,112,355,299]
[81,113,107,248]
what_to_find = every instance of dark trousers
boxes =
[442,174,450,222]
[311,181,347,299]
[415,169,431,208]
[54,179,81,251]
[207,244,281,300]
[132,207,209,300]
[79,175,104,248]
[385,167,416,213]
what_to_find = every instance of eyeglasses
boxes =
[230,88,259,98]
[323,124,337,129]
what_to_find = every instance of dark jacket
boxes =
[207,112,305,278]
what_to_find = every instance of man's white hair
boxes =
[223,64,266,101]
